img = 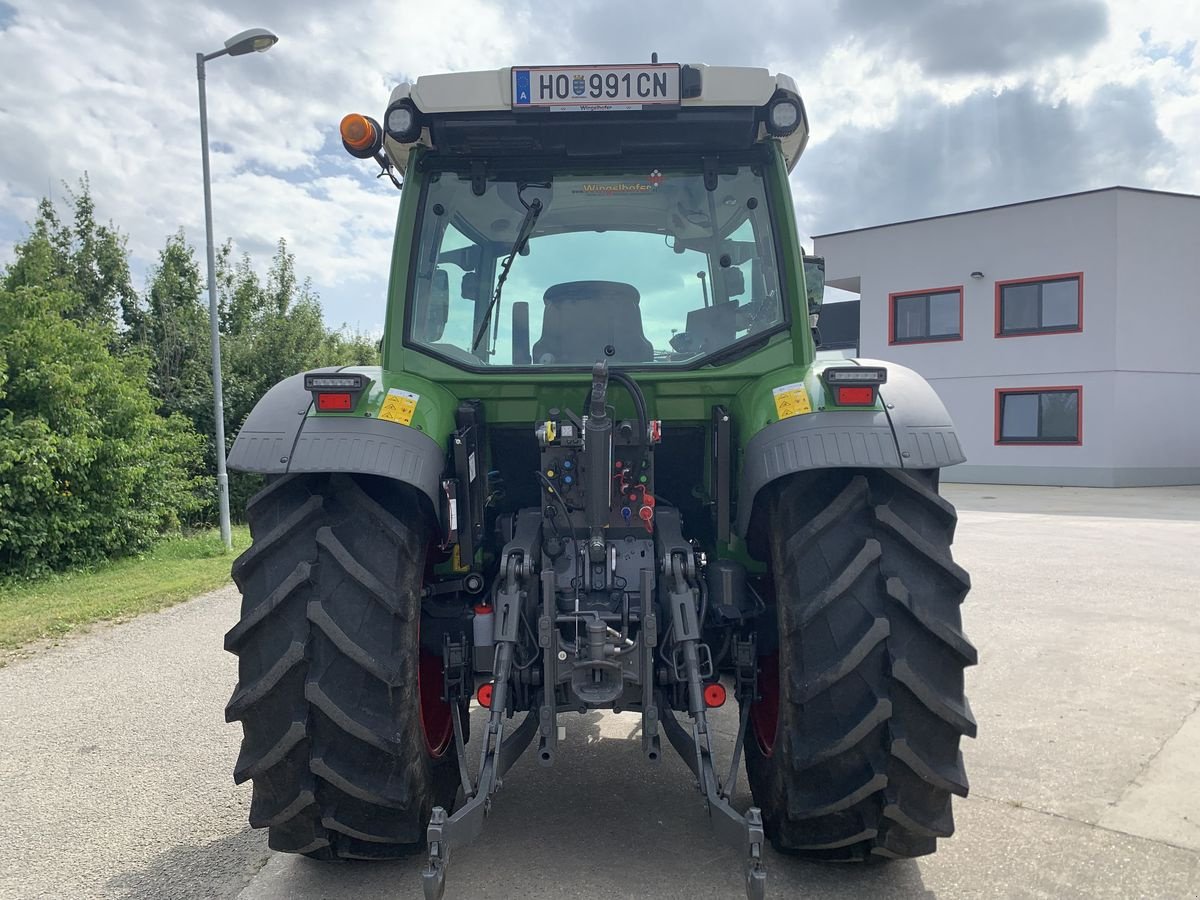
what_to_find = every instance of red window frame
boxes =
[994,386,1083,446]
[994,272,1083,338]
[887,285,964,345]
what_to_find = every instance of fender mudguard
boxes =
[226,369,445,513]
[735,361,964,536]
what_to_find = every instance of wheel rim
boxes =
[750,652,780,757]
[418,649,453,758]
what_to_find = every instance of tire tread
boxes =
[224,473,451,860]
[744,468,976,861]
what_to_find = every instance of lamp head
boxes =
[224,28,278,56]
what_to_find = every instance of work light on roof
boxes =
[765,93,803,137]
[384,99,422,143]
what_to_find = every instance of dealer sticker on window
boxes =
[379,388,420,426]
[772,382,812,419]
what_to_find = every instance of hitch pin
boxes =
[605,625,634,649]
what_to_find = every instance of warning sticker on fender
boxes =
[772,382,812,419]
[379,388,420,426]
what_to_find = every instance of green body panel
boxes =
[328,355,877,443]
[334,367,460,440]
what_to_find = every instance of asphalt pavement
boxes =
[1,483,1198,899]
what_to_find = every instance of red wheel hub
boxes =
[750,652,779,757]
[418,649,453,758]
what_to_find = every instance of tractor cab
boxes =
[340,63,810,374]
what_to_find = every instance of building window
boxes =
[995,387,1082,445]
[996,273,1082,337]
[888,287,963,345]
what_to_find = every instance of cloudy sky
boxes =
[0,0,1196,329]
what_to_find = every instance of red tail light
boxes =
[316,392,353,411]
[835,386,876,406]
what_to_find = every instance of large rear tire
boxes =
[743,468,977,861]
[225,473,458,859]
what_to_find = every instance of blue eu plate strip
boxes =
[514,70,531,105]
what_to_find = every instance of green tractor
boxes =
[225,61,975,900]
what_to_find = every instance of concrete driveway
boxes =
[1,484,1198,899]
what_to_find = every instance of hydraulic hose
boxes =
[584,361,612,562]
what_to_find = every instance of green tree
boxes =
[2,209,70,299]
[325,328,381,367]
[0,179,381,570]
[3,176,137,332]
[143,231,211,424]
[0,266,203,578]
[216,241,264,339]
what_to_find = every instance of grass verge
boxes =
[0,526,250,657]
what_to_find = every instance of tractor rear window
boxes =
[405,163,786,367]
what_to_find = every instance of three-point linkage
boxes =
[422,361,767,900]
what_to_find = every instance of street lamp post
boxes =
[196,27,278,550]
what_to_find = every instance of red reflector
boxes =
[476,683,493,708]
[316,392,353,411]
[836,386,875,406]
[703,683,727,708]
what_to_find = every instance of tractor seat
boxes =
[531,281,654,364]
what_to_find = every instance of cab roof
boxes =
[381,64,808,176]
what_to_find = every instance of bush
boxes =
[0,280,204,578]
[1,184,382,563]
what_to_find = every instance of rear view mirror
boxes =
[803,255,825,311]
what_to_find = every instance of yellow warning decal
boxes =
[379,388,420,426]
[772,382,812,419]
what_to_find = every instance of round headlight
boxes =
[766,97,802,136]
[384,100,421,143]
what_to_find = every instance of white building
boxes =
[813,187,1200,487]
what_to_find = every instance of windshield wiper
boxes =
[471,197,543,355]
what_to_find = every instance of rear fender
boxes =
[734,360,964,536]
[227,368,449,519]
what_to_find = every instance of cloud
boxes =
[0,0,1194,329]
[834,0,1109,77]
[0,0,543,324]
[797,81,1175,235]
[548,0,819,69]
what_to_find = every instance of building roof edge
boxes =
[812,186,1200,240]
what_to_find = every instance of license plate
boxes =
[511,64,680,111]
